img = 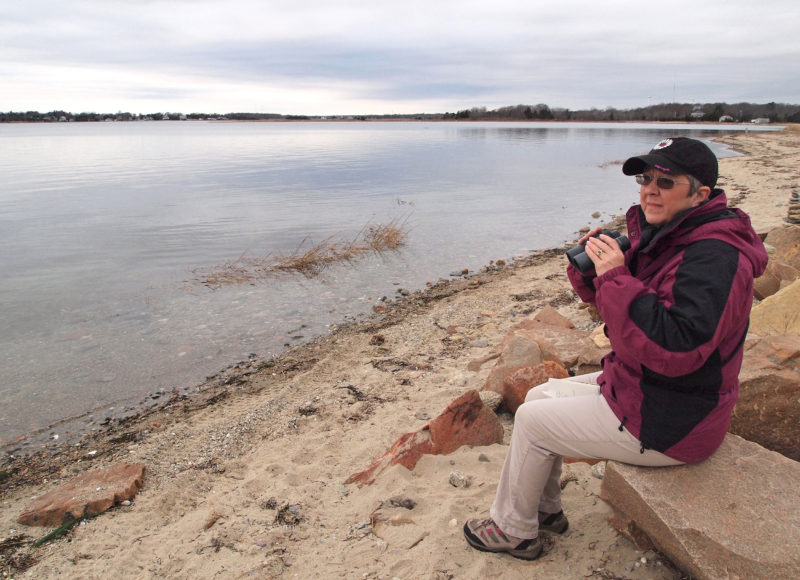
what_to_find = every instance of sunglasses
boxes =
[635,174,690,190]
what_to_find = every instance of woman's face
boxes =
[639,169,704,226]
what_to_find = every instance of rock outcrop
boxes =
[601,434,800,580]
[18,463,145,527]
[345,389,503,485]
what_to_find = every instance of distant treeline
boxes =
[442,102,800,123]
[3,102,799,124]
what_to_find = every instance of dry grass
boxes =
[193,217,409,289]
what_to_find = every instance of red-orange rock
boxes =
[501,361,570,413]
[18,463,145,527]
[346,390,503,485]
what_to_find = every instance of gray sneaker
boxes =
[538,510,569,534]
[463,518,543,560]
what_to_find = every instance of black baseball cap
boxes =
[622,137,718,188]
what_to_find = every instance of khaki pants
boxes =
[490,372,683,539]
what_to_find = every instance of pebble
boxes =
[449,471,473,488]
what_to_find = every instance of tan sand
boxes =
[2,125,798,579]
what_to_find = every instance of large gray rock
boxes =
[601,434,800,580]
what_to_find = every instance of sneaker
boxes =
[538,510,569,534]
[463,518,543,560]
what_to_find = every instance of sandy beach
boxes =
[2,126,798,579]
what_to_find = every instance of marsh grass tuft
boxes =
[193,217,409,289]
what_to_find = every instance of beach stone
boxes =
[601,434,800,580]
[764,224,800,269]
[749,279,800,336]
[483,318,607,395]
[532,306,575,329]
[345,390,503,485]
[18,463,145,527]
[478,389,503,411]
[482,330,544,393]
[731,333,800,461]
[589,324,611,348]
[754,267,781,300]
[448,470,472,488]
[500,360,570,413]
[754,260,800,299]
[370,506,427,549]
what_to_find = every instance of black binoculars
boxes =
[567,230,631,274]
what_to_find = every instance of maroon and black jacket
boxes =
[567,190,768,463]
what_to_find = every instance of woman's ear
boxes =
[692,186,712,205]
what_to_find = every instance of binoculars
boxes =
[567,230,631,274]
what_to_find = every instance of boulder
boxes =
[532,306,575,329]
[483,318,607,394]
[731,333,800,461]
[754,260,800,300]
[764,224,800,269]
[749,279,800,336]
[500,361,570,413]
[345,390,503,485]
[18,463,146,527]
[601,434,800,580]
[589,324,611,349]
[482,330,544,393]
[754,267,781,300]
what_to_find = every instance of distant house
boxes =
[719,115,735,122]
[690,106,705,120]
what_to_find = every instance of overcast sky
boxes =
[2,0,799,116]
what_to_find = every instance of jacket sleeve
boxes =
[593,240,744,377]
[567,263,598,304]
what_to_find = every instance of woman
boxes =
[463,137,768,560]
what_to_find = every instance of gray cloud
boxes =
[2,0,798,114]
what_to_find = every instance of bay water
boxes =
[0,121,775,444]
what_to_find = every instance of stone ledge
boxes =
[601,434,800,580]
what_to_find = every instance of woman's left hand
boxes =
[585,233,625,276]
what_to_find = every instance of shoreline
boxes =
[2,126,798,579]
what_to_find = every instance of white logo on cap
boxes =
[653,139,673,150]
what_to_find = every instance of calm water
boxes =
[0,121,777,444]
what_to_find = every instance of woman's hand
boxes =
[585,232,625,276]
